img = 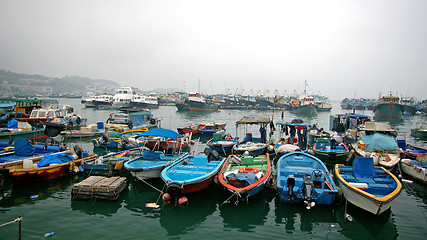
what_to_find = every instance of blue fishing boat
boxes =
[313,138,350,164]
[83,147,145,176]
[206,133,239,155]
[161,149,226,197]
[335,156,402,215]
[124,150,188,181]
[276,151,338,209]
[218,154,271,201]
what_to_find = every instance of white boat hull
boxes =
[400,159,427,184]
[351,143,401,170]
[338,179,393,215]
[130,168,163,181]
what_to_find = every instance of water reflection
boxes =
[159,184,218,235]
[335,202,398,240]
[219,189,275,231]
[274,198,338,234]
[71,194,126,217]
[0,175,76,207]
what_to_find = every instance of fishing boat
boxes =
[373,94,404,119]
[218,154,271,200]
[0,126,45,142]
[275,120,310,150]
[313,138,350,164]
[160,150,226,197]
[105,111,160,131]
[335,156,402,215]
[400,97,418,115]
[187,92,218,112]
[0,138,65,164]
[177,124,202,135]
[276,152,338,209]
[83,147,145,176]
[134,128,190,153]
[233,114,271,156]
[351,121,401,170]
[400,158,427,184]
[0,151,97,184]
[124,150,188,180]
[198,122,226,135]
[397,140,427,160]
[206,133,239,155]
[410,127,427,139]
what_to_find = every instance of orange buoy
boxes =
[238,167,260,174]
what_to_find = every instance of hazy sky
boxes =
[1,0,426,100]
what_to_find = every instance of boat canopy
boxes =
[236,114,270,125]
[275,121,311,127]
[137,128,182,140]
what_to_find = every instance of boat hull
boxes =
[0,129,45,142]
[374,103,404,119]
[218,154,271,199]
[292,104,317,115]
[400,159,427,184]
[188,100,218,112]
[335,164,402,215]
[411,128,427,139]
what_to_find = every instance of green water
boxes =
[1,99,426,239]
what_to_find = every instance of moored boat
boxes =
[276,151,338,209]
[400,158,427,184]
[160,150,226,197]
[206,133,239,155]
[335,156,402,215]
[187,92,218,112]
[218,154,271,201]
[124,150,188,180]
[0,152,97,184]
[233,114,272,156]
[83,147,145,176]
[410,127,427,139]
[374,94,404,119]
[313,138,350,164]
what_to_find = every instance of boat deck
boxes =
[338,166,397,197]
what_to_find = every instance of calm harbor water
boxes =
[1,98,426,239]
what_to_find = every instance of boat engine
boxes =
[302,174,315,209]
[287,175,295,200]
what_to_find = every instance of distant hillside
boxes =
[0,70,120,96]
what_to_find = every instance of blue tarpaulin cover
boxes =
[362,133,398,152]
[7,119,18,129]
[37,154,75,167]
[352,156,375,178]
[142,149,162,161]
[227,171,258,185]
[137,128,182,140]
[14,138,35,156]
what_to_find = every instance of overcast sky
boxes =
[1,0,426,100]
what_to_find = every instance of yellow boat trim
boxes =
[335,164,402,203]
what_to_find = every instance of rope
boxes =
[0,217,22,227]
[139,178,163,193]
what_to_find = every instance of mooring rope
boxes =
[139,178,163,193]
[0,217,22,228]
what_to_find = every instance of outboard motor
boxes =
[302,174,315,209]
[287,175,295,200]
[73,144,84,159]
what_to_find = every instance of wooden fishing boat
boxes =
[233,114,272,156]
[0,127,45,142]
[233,142,268,156]
[313,138,350,164]
[276,152,338,209]
[218,154,271,200]
[400,158,427,184]
[335,156,402,215]
[124,150,188,180]
[160,151,226,197]
[177,124,202,135]
[351,121,401,170]
[206,133,239,155]
[398,141,427,160]
[0,138,64,164]
[410,127,427,139]
[134,128,190,153]
[198,122,226,135]
[83,147,145,176]
[0,152,97,184]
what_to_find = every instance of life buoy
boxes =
[238,167,260,174]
